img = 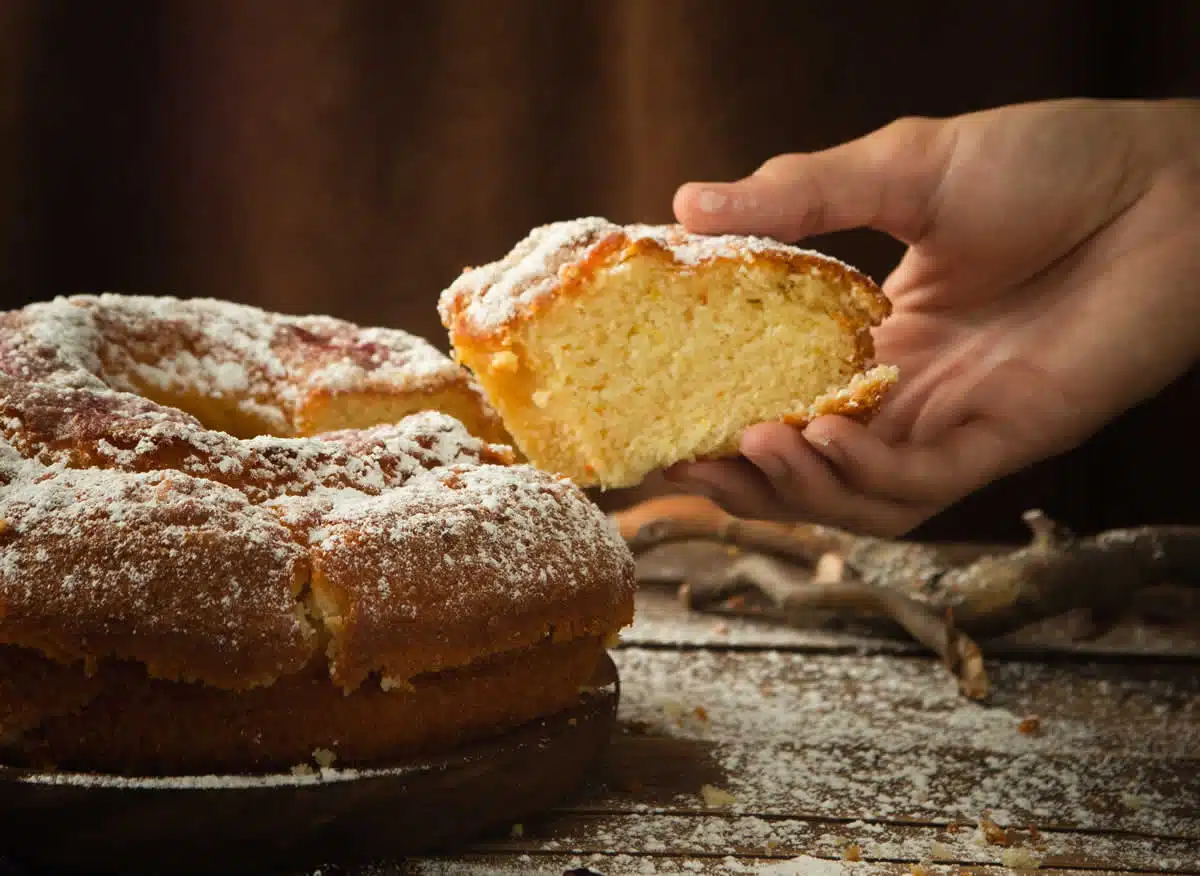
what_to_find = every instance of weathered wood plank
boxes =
[314,627,1200,875]
[610,648,1200,755]
[624,590,924,653]
[565,649,1200,839]
[373,854,1199,876]
[625,590,1200,659]
[588,733,1198,835]
[474,813,1200,873]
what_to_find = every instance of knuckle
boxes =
[754,153,806,181]
[875,115,942,167]
[884,114,936,136]
[866,115,951,240]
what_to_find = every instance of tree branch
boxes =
[680,552,989,698]
[614,498,1200,699]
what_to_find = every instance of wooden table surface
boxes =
[329,589,1200,876]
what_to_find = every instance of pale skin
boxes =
[666,98,1200,537]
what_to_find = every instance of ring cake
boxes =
[0,294,635,775]
[440,217,898,489]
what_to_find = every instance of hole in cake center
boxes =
[133,381,506,442]
[132,384,295,439]
[119,363,507,442]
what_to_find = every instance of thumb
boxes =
[674,116,953,245]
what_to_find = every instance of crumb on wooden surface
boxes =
[929,840,953,860]
[976,813,1012,846]
[1121,791,1150,810]
[815,552,845,583]
[699,783,738,807]
[662,698,687,724]
[1001,846,1043,870]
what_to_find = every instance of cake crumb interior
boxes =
[514,257,870,487]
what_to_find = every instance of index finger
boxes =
[674,116,953,246]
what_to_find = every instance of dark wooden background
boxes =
[0,0,1196,540]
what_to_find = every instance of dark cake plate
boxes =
[0,655,620,876]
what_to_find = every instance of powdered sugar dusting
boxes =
[0,293,636,697]
[296,323,457,396]
[312,463,631,577]
[0,376,501,504]
[0,455,314,686]
[622,223,857,273]
[607,648,1200,838]
[439,217,614,331]
[438,217,866,334]
[310,462,636,685]
[391,644,1199,873]
[15,294,466,432]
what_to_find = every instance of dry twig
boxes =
[614,497,1199,699]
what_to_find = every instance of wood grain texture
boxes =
[472,814,1200,872]
[589,648,1199,836]
[625,588,1200,659]
[375,600,1199,875]
[393,862,1197,876]
[0,658,620,876]
[9,593,1193,875]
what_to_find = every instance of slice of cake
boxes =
[438,217,898,489]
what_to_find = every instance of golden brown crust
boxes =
[0,294,636,772]
[438,217,892,351]
[0,465,315,689]
[307,464,636,690]
[0,645,108,746]
[2,637,607,775]
[439,218,897,489]
[777,364,899,427]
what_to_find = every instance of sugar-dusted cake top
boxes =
[9,294,467,434]
[0,293,636,692]
[438,216,878,335]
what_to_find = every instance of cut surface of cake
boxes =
[439,217,898,489]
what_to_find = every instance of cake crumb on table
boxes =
[1001,846,1044,870]
[1017,715,1042,735]
[976,813,1012,846]
[700,783,739,807]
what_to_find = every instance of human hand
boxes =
[667,98,1200,536]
